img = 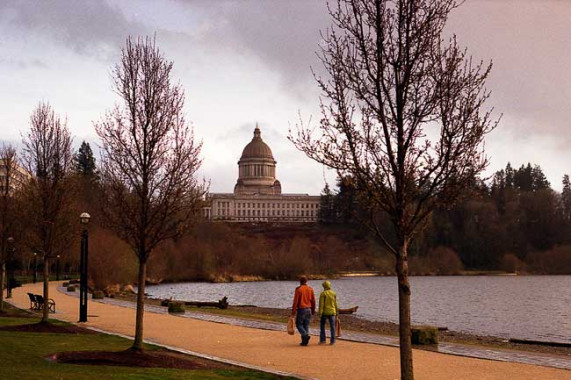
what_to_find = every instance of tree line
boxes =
[318,163,571,274]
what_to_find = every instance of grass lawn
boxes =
[0,303,294,380]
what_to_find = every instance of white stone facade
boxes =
[0,159,29,196]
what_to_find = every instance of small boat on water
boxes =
[339,306,358,314]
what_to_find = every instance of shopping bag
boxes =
[335,316,341,337]
[287,316,295,335]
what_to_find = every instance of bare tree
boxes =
[22,102,74,323]
[96,36,206,352]
[290,1,498,378]
[0,144,18,311]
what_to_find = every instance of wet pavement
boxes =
[61,287,571,371]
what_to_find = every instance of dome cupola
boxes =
[239,127,275,160]
[234,124,281,195]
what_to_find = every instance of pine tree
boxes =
[73,141,97,177]
[562,174,571,221]
[505,162,514,188]
[531,165,550,191]
[318,183,335,223]
[335,175,358,224]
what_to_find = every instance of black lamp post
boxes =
[6,237,14,299]
[79,212,90,322]
[33,253,38,283]
[56,255,61,281]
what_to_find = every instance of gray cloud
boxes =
[185,0,330,100]
[0,0,148,59]
[0,57,48,70]
[446,0,571,143]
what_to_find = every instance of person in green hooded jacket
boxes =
[318,280,339,345]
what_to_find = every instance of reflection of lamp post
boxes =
[79,212,90,323]
[6,237,14,298]
[56,255,61,281]
[33,253,38,283]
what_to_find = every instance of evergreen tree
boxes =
[531,165,550,191]
[514,163,533,191]
[562,174,571,221]
[335,175,357,224]
[73,141,97,177]
[318,183,336,223]
[505,162,514,188]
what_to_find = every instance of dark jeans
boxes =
[295,308,312,337]
[320,315,336,343]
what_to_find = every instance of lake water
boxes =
[146,275,571,344]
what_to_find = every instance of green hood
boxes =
[318,281,338,316]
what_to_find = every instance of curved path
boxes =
[9,282,571,380]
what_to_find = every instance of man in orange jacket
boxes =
[291,275,316,346]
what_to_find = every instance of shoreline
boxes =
[112,293,571,358]
[146,271,570,285]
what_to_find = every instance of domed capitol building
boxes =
[204,125,320,222]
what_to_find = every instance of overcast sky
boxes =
[1,0,570,193]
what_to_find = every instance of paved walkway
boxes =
[8,282,571,380]
[94,293,571,371]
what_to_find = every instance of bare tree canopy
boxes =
[96,36,206,351]
[290,1,498,379]
[22,102,74,322]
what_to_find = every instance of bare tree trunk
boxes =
[42,256,50,323]
[132,260,147,352]
[396,242,414,380]
[0,263,4,311]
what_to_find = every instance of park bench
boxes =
[27,293,55,313]
[27,293,38,310]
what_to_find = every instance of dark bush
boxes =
[411,326,438,345]
[92,290,105,299]
[168,302,185,313]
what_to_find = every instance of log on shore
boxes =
[161,296,229,309]
[185,296,229,309]
[509,338,571,348]
[339,306,358,314]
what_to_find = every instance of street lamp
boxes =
[79,212,90,323]
[6,237,14,299]
[33,253,38,283]
[56,255,61,281]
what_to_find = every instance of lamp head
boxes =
[80,212,91,225]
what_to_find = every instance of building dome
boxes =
[234,125,281,195]
[240,127,274,160]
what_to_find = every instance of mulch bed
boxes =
[0,321,99,334]
[50,349,236,370]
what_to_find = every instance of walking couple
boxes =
[291,276,339,346]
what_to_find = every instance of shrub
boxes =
[429,246,463,275]
[168,302,185,313]
[89,228,137,290]
[66,285,75,292]
[500,253,525,273]
[525,245,571,274]
[411,326,438,345]
[92,290,105,299]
